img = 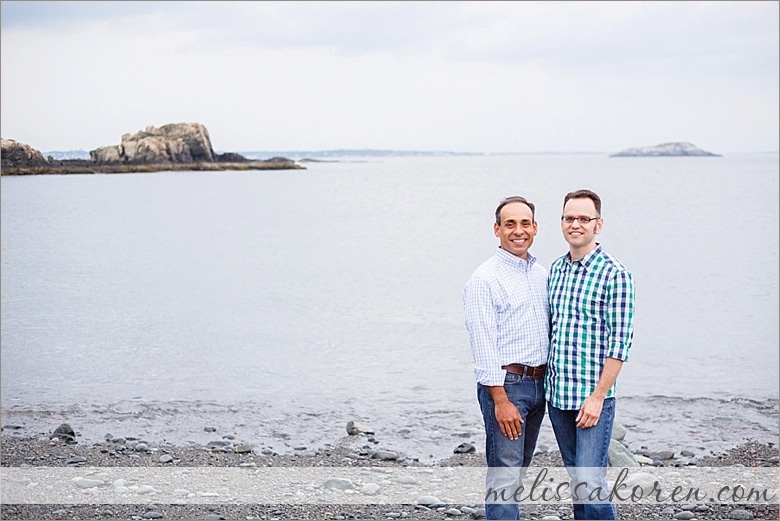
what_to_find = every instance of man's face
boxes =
[494,201,538,259]
[561,197,602,250]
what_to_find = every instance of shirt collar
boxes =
[565,243,602,271]
[496,246,537,270]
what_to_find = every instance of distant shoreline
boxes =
[0,159,305,176]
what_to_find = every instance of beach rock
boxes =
[611,421,627,441]
[159,454,174,463]
[90,123,216,164]
[1,138,49,169]
[204,426,217,432]
[67,456,87,466]
[608,439,639,467]
[645,450,675,460]
[634,455,653,465]
[346,420,375,435]
[74,478,105,489]
[454,442,476,454]
[729,509,754,520]
[416,495,444,507]
[360,483,381,495]
[673,512,695,520]
[622,471,657,494]
[134,443,150,452]
[324,478,355,491]
[445,508,463,516]
[233,444,253,453]
[142,512,163,519]
[50,423,76,443]
[371,450,399,461]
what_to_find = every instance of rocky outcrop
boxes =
[1,138,49,169]
[611,142,720,157]
[90,123,218,164]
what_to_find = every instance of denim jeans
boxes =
[477,373,546,520]
[548,398,616,520]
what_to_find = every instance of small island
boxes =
[610,142,721,157]
[1,122,305,176]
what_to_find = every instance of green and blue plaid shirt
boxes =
[545,244,635,410]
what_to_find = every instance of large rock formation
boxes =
[1,138,49,169]
[90,123,217,164]
[611,142,720,157]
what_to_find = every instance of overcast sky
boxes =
[1,1,778,154]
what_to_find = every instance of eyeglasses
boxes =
[561,215,600,224]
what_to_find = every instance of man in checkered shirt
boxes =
[463,195,550,520]
[546,189,636,520]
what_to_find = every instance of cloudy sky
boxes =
[1,1,777,154]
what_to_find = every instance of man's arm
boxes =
[576,357,623,428]
[577,269,635,429]
[463,276,523,439]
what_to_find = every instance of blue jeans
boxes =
[548,398,616,520]
[478,373,546,520]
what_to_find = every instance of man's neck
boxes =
[569,242,598,262]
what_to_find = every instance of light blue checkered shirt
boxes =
[463,247,551,386]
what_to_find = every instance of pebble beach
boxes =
[2,423,777,521]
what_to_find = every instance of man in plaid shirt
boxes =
[546,189,635,520]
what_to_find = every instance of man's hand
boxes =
[488,386,523,440]
[575,394,604,429]
[495,400,524,439]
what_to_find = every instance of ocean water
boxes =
[2,154,778,462]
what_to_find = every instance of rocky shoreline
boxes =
[2,429,777,521]
[0,158,304,176]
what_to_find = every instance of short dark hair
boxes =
[495,196,536,224]
[563,189,601,216]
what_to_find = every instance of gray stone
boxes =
[134,443,150,452]
[371,450,398,461]
[453,442,476,454]
[74,478,105,489]
[395,475,418,484]
[233,444,253,454]
[445,508,463,516]
[137,485,158,494]
[681,450,696,457]
[50,423,76,443]
[622,472,657,494]
[416,496,443,507]
[673,512,695,520]
[67,456,87,465]
[142,513,163,519]
[611,422,627,441]
[158,454,174,463]
[360,483,381,495]
[324,478,355,491]
[647,450,675,460]
[608,439,639,467]
[729,509,754,520]
[346,421,375,435]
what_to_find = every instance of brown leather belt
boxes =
[502,363,546,379]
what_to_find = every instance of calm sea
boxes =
[2,154,778,461]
